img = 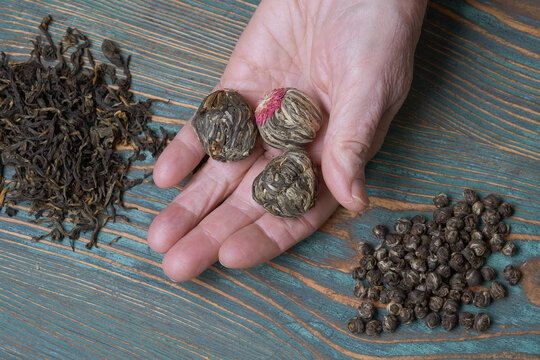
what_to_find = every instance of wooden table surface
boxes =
[1,0,539,359]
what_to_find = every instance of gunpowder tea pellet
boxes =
[346,190,523,337]
[365,320,383,336]
[502,242,516,256]
[473,290,491,308]
[481,266,496,282]
[441,313,458,331]
[255,88,322,149]
[425,312,441,329]
[252,150,318,218]
[347,317,365,334]
[192,90,257,162]
[382,315,399,332]
[489,281,506,300]
[358,301,377,320]
[503,265,521,285]
[458,312,474,329]
[473,313,491,332]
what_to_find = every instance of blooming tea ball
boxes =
[252,149,318,218]
[192,90,257,162]
[255,88,322,149]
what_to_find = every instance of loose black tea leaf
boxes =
[0,16,168,249]
[255,88,322,149]
[252,149,318,218]
[192,90,257,162]
[101,39,124,67]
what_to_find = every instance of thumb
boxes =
[321,84,387,212]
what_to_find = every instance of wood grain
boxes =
[0,0,539,359]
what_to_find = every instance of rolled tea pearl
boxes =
[252,149,318,218]
[192,90,257,162]
[255,88,322,149]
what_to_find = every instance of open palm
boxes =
[148,0,427,281]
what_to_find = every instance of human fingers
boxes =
[152,121,205,189]
[147,145,263,254]
[218,181,338,269]
[160,157,269,281]
[321,74,387,213]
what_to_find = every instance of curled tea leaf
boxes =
[252,149,318,218]
[101,39,124,67]
[255,88,322,149]
[192,90,257,162]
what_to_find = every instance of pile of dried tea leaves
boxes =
[348,189,522,336]
[0,16,170,249]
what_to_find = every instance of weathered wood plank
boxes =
[0,0,539,359]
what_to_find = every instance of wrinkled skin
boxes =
[148,0,428,281]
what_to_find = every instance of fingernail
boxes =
[352,178,368,207]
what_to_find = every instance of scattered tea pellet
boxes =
[502,242,516,257]
[459,312,474,329]
[461,289,474,305]
[473,313,491,332]
[372,225,387,240]
[473,290,491,308]
[425,312,441,329]
[358,301,377,321]
[483,194,501,209]
[503,265,522,285]
[481,266,496,282]
[433,193,449,208]
[347,317,365,334]
[365,320,383,336]
[442,313,458,331]
[489,281,506,300]
[347,189,522,336]
[382,315,399,333]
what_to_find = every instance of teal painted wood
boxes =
[0,0,539,359]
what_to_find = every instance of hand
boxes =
[147,0,427,281]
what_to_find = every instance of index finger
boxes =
[152,120,205,189]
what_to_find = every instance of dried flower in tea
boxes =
[252,150,318,218]
[255,88,322,149]
[192,90,257,162]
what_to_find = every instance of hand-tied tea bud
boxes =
[192,90,257,162]
[252,150,318,218]
[255,88,322,149]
